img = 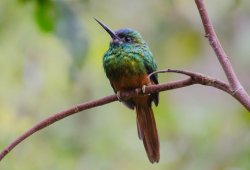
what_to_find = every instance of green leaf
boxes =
[35,0,56,32]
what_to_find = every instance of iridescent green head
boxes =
[95,18,146,46]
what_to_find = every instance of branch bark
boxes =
[0,69,233,161]
[195,0,250,111]
[0,0,250,163]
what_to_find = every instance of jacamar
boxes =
[95,18,160,163]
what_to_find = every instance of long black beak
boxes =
[94,18,121,41]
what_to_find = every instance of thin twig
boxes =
[1,0,250,162]
[148,69,230,93]
[0,70,232,161]
[195,0,250,111]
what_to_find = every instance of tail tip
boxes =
[148,155,160,164]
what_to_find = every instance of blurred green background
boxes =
[0,0,250,169]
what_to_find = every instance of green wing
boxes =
[142,51,159,106]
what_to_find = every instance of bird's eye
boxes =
[124,37,132,43]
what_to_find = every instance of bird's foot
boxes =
[116,91,122,102]
[142,85,147,94]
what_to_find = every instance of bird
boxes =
[95,18,160,163]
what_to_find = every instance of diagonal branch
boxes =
[195,0,250,111]
[1,0,250,163]
[195,0,239,90]
[0,69,232,161]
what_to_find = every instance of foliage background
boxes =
[0,0,250,169]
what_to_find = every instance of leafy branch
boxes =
[0,0,249,162]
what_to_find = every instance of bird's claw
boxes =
[116,91,122,102]
[142,85,147,94]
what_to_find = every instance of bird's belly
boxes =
[111,74,150,91]
[104,54,150,91]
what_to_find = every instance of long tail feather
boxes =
[136,104,160,163]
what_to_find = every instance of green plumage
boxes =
[103,28,157,82]
[96,19,160,163]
